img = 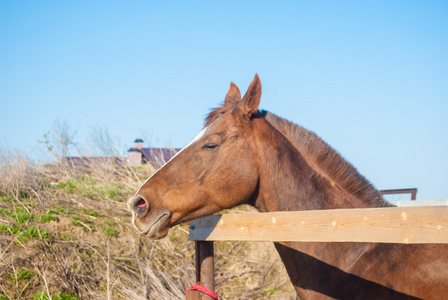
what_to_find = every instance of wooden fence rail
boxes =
[186,206,448,300]
[189,206,448,244]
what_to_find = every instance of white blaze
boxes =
[133,127,208,195]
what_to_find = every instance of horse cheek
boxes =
[227,162,258,206]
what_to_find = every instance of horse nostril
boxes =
[136,198,146,209]
[133,197,148,215]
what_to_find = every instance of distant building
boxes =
[127,139,180,168]
[62,139,180,169]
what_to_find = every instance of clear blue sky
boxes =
[1,1,447,200]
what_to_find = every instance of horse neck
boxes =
[250,116,386,213]
[249,115,394,298]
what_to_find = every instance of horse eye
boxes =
[202,143,220,150]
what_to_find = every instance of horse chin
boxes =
[134,208,171,239]
[145,213,170,239]
[152,226,170,239]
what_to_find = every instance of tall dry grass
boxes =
[0,138,295,299]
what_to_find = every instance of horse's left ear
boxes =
[240,74,262,118]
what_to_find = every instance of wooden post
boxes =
[197,241,215,300]
[186,289,201,300]
[185,241,215,300]
[187,241,215,300]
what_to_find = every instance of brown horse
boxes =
[127,75,448,299]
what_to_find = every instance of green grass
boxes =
[56,180,76,190]
[71,215,92,223]
[55,179,77,194]
[9,269,35,281]
[83,209,101,217]
[61,233,75,241]
[52,207,67,213]
[105,219,116,226]
[0,207,31,225]
[0,195,10,202]
[54,177,127,202]
[0,224,51,242]
[0,223,21,234]
[23,226,51,240]
[263,286,279,295]
[99,219,118,237]
[71,216,94,232]
[100,224,118,238]
[35,214,59,223]
[17,210,32,224]
[34,292,79,300]
[0,208,59,224]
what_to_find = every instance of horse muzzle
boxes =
[127,195,171,239]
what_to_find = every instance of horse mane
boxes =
[262,111,390,207]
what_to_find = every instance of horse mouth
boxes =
[131,207,170,239]
[145,212,170,238]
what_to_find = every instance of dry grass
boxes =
[0,148,295,299]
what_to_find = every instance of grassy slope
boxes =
[0,156,295,299]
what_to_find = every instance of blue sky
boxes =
[1,1,447,200]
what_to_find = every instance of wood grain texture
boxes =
[189,206,448,244]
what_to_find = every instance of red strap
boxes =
[188,284,218,300]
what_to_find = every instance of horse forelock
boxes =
[263,111,389,207]
[204,106,228,128]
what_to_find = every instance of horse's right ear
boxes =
[224,82,241,107]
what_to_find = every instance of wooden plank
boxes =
[189,206,448,244]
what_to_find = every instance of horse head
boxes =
[127,74,263,238]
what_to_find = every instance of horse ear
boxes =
[240,74,262,117]
[224,82,241,107]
